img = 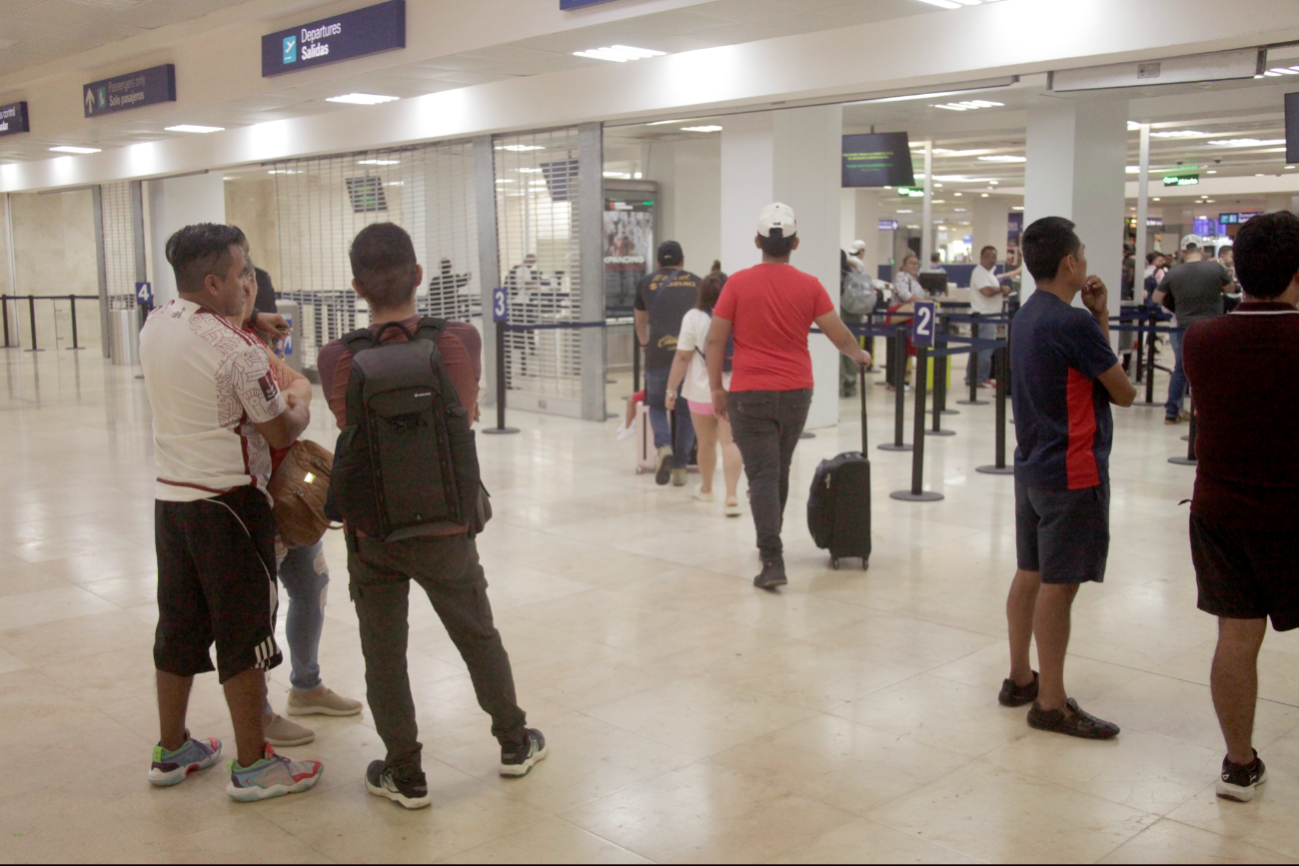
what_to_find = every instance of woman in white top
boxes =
[884,252,926,390]
[665,266,742,516]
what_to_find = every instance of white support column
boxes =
[854,190,880,278]
[840,189,856,250]
[1136,124,1151,258]
[1023,99,1128,329]
[921,141,933,268]
[719,106,843,430]
[147,173,225,307]
[972,195,1011,260]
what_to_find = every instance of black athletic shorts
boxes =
[1191,514,1299,631]
[154,485,282,683]
[1015,478,1110,584]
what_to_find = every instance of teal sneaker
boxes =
[226,745,323,802]
[148,736,222,786]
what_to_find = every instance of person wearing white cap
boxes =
[1153,237,1232,425]
[704,203,872,590]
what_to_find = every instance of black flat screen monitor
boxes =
[919,272,948,297]
[1288,92,1299,165]
[842,132,916,188]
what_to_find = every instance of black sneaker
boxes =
[655,446,674,486]
[1218,750,1266,802]
[499,728,547,778]
[365,760,432,810]
[1026,698,1119,740]
[754,558,787,591]
[999,671,1039,707]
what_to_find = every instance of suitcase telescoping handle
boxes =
[859,365,868,453]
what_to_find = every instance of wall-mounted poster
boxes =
[604,199,653,313]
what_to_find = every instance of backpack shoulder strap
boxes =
[340,327,378,355]
[412,316,448,344]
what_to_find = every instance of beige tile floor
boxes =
[1,346,1297,864]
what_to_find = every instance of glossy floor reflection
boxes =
[2,347,1298,864]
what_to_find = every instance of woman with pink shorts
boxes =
[666,265,742,517]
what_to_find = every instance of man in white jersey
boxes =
[140,223,323,802]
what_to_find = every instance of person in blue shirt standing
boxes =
[998,216,1136,739]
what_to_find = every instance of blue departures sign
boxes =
[0,102,29,137]
[262,0,405,77]
[83,65,175,118]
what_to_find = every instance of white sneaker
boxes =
[725,501,741,517]
[616,423,634,441]
[287,686,363,717]
[693,486,714,503]
[264,713,315,747]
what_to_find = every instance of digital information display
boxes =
[0,102,29,137]
[842,133,916,188]
[83,65,175,118]
[263,0,405,77]
[1287,92,1299,165]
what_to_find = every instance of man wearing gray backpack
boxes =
[318,223,544,810]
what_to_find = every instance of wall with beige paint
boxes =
[9,190,101,350]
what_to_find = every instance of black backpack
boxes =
[331,318,482,542]
[694,311,734,374]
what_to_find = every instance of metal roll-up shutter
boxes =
[493,128,584,408]
[101,181,136,315]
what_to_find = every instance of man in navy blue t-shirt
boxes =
[998,216,1136,740]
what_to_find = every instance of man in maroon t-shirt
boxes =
[1184,211,1299,803]
[705,203,872,590]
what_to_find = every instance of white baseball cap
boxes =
[758,202,797,238]
[849,239,867,253]
[1180,234,1203,250]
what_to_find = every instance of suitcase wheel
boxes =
[831,557,840,570]
[861,558,869,571]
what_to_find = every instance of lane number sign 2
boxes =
[911,301,936,347]
[492,286,509,323]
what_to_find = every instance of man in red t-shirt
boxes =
[705,203,871,589]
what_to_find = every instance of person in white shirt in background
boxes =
[968,244,1011,389]
[884,252,926,390]
[666,265,742,517]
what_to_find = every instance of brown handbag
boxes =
[268,440,338,548]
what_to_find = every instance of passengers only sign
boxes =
[262,0,405,77]
[83,65,176,118]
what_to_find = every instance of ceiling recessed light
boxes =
[1149,130,1204,138]
[1153,197,1161,201]
[386,181,405,186]
[912,0,962,8]
[49,145,100,154]
[573,45,666,63]
[681,125,722,133]
[978,155,1025,163]
[514,167,543,173]
[357,159,400,165]
[495,178,515,184]
[165,124,223,134]
[267,169,302,174]
[496,144,545,152]
[981,193,989,197]
[1208,170,1218,174]
[1012,205,1024,210]
[954,192,963,196]
[1210,138,1285,148]
[933,100,1004,111]
[326,93,399,105]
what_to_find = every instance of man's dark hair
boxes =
[1185,241,1199,252]
[930,252,941,263]
[657,240,684,267]
[1217,245,1233,258]
[757,232,796,258]
[1021,216,1080,282]
[165,223,246,294]
[350,223,418,309]
[697,270,727,313]
[1145,251,1160,265]
[1233,211,1299,299]
[980,245,997,257]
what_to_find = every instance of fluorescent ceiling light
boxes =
[49,145,100,154]
[1150,130,1204,138]
[386,181,404,186]
[326,93,399,105]
[1268,67,1299,75]
[357,159,400,165]
[1209,138,1285,147]
[1127,121,1142,130]
[496,144,545,152]
[1012,205,1024,210]
[495,178,515,184]
[573,45,665,63]
[603,171,631,179]
[978,155,1025,163]
[933,148,992,157]
[933,100,1004,111]
[681,125,723,133]
[267,169,302,174]
[515,167,543,173]
[896,209,914,213]
[165,124,223,134]
[851,89,985,105]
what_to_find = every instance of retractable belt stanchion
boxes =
[1169,398,1198,465]
[1136,311,1160,406]
[927,330,955,437]
[483,314,520,435]
[879,323,912,452]
[936,313,957,416]
[633,338,641,395]
[977,346,1015,476]
[890,345,943,502]
[957,312,989,406]
[24,295,40,352]
[1133,311,1146,383]
[67,295,83,351]
[2,296,10,348]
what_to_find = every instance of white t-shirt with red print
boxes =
[140,299,287,502]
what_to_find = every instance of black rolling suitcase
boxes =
[807,368,872,570]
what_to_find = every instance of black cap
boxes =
[657,240,684,266]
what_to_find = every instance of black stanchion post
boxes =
[937,313,957,416]
[1169,398,1198,465]
[24,295,41,352]
[1133,312,1145,383]
[1141,312,1158,405]
[977,346,1015,475]
[891,345,943,501]
[2,295,10,348]
[879,324,911,452]
[483,320,520,435]
[68,295,83,350]
[633,338,641,394]
[957,312,990,406]
[927,344,955,438]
